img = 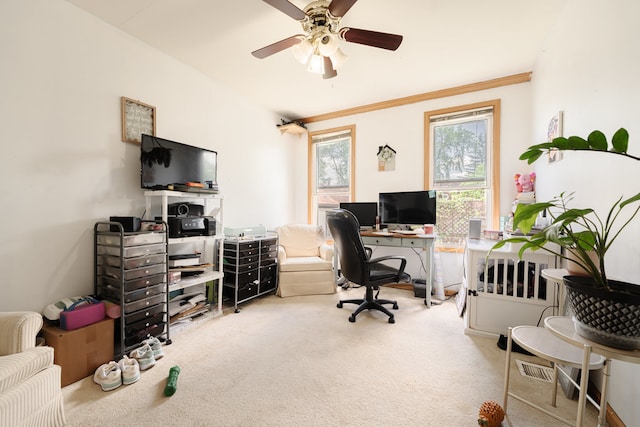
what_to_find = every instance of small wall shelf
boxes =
[277,123,307,136]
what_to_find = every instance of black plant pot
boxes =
[564,275,640,350]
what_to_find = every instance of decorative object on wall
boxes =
[121,97,156,144]
[377,144,396,171]
[277,118,307,137]
[546,111,563,164]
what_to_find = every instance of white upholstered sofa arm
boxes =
[0,312,43,356]
[277,245,288,263]
[319,243,334,261]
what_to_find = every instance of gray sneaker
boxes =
[143,336,164,359]
[130,344,156,371]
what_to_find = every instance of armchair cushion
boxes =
[277,224,325,257]
[0,347,53,394]
[279,256,333,272]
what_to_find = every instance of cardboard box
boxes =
[41,317,114,386]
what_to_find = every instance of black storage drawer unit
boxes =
[94,221,170,358]
[223,233,279,312]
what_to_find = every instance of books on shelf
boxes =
[168,292,208,320]
[168,253,201,267]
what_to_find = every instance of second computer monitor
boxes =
[339,202,378,228]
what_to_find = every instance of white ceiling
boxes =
[64,0,565,120]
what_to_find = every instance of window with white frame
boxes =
[308,126,355,231]
[425,101,500,247]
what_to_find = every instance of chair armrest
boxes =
[367,255,408,282]
[364,247,373,258]
[319,243,334,261]
[0,312,43,356]
[277,246,287,263]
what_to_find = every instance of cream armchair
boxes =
[275,224,336,297]
[0,312,65,427]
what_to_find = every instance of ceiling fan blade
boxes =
[323,57,337,79]
[262,0,307,21]
[339,27,403,51]
[251,35,303,59]
[328,0,358,17]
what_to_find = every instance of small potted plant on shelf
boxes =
[492,128,640,350]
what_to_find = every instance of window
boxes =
[424,100,501,247]
[308,125,355,230]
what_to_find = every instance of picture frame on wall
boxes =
[547,111,563,164]
[121,97,156,144]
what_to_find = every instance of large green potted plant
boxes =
[492,128,640,350]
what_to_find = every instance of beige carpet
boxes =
[62,286,599,426]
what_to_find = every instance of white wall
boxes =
[301,83,535,282]
[0,0,295,312]
[531,1,640,424]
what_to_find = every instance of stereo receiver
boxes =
[164,216,216,238]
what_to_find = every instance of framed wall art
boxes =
[547,111,563,164]
[121,97,156,144]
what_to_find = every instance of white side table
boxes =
[545,316,640,427]
[503,324,606,426]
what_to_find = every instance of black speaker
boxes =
[204,217,216,236]
[109,216,141,232]
[168,203,204,217]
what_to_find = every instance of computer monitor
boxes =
[379,190,437,228]
[339,202,378,229]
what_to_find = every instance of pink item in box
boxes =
[59,298,106,331]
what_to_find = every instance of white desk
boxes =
[359,231,436,307]
[545,316,640,427]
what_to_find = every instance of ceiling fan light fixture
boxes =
[292,38,313,64]
[318,33,339,56]
[329,48,348,69]
[307,54,325,74]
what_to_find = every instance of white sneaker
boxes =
[143,336,164,359]
[130,344,156,371]
[118,355,141,385]
[93,361,122,391]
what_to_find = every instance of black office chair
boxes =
[327,209,408,324]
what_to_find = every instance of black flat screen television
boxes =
[140,134,217,190]
[379,190,437,227]
[339,202,378,228]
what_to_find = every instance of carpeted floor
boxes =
[62,286,599,426]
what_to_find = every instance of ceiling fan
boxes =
[251,0,403,79]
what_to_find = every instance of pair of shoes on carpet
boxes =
[93,337,164,391]
[93,356,140,391]
[130,337,164,371]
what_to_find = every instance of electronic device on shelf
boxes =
[168,203,204,217]
[379,190,437,228]
[140,134,218,191]
[160,216,216,238]
[224,225,267,238]
[339,202,378,229]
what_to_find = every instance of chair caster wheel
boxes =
[388,317,395,324]
[392,303,399,310]
[337,302,343,308]
[348,315,356,323]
